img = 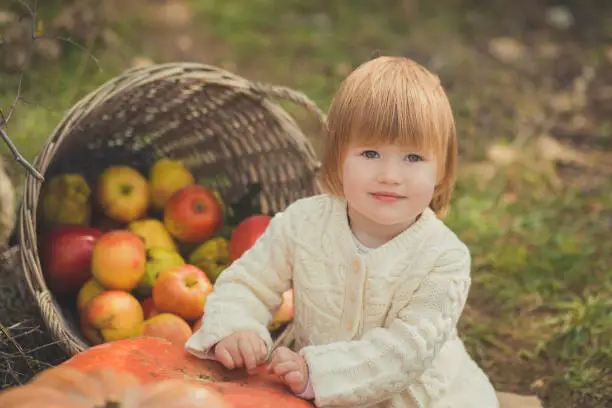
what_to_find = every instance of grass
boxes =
[1,0,611,406]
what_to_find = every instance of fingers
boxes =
[259,339,268,362]
[214,343,235,369]
[272,360,301,378]
[284,371,305,391]
[248,335,268,366]
[226,337,245,369]
[215,332,269,372]
[269,347,298,376]
[239,335,258,371]
[268,347,308,393]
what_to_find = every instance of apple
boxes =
[192,317,203,333]
[137,313,193,347]
[163,185,223,243]
[40,225,103,294]
[229,215,272,261]
[152,264,213,321]
[134,247,185,297]
[76,278,105,312]
[39,173,92,227]
[91,230,146,291]
[97,165,149,223]
[128,218,177,251]
[188,237,230,283]
[148,158,195,211]
[81,290,144,344]
[268,289,294,331]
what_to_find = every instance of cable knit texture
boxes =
[185,194,500,408]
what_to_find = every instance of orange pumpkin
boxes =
[0,365,230,407]
[59,337,314,408]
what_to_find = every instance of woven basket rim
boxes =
[17,61,327,355]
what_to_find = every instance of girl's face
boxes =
[341,142,437,233]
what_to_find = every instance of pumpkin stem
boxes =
[104,402,120,408]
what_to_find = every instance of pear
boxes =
[134,247,185,296]
[128,218,177,251]
[149,158,195,211]
[39,173,91,226]
[188,237,230,283]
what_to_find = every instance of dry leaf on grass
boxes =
[497,391,543,408]
[535,135,592,167]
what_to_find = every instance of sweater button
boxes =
[353,258,360,272]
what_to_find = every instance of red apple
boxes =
[152,264,213,321]
[137,313,193,347]
[229,215,272,261]
[81,290,144,345]
[192,316,203,333]
[91,230,146,291]
[268,289,294,331]
[40,225,103,294]
[163,185,223,243]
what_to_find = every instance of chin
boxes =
[366,212,410,227]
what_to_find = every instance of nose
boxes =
[376,158,401,184]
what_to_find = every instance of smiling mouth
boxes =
[370,192,405,202]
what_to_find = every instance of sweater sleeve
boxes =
[299,247,472,407]
[185,207,297,359]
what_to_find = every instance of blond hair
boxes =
[319,56,458,218]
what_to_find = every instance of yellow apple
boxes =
[80,290,144,344]
[76,278,105,312]
[128,218,177,251]
[97,166,149,223]
[149,158,195,211]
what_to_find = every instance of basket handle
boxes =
[248,82,327,126]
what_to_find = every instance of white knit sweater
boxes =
[185,194,499,408]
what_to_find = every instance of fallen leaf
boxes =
[535,135,591,167]
[487,144,518,166]
[545,6,574,30]
[496,391,543,408]
[488,37,527,63]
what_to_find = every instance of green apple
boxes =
[134,248,185,296]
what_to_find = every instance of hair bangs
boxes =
[330,59,452,159]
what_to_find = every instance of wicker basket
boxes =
[17,62,326,356]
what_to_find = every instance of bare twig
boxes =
[0,321,36,373]
[0,0,43,181]
[0,128,43,180]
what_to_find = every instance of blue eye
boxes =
[405,154,423,162]
[361,150,379,159]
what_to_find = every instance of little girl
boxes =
[185,56,500,408]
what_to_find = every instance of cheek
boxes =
[406,166,437,193]
[341,159,362,191]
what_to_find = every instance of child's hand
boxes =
[214,330,268,372]
[268,346,309,394]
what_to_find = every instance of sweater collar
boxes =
[329,195,440,266]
